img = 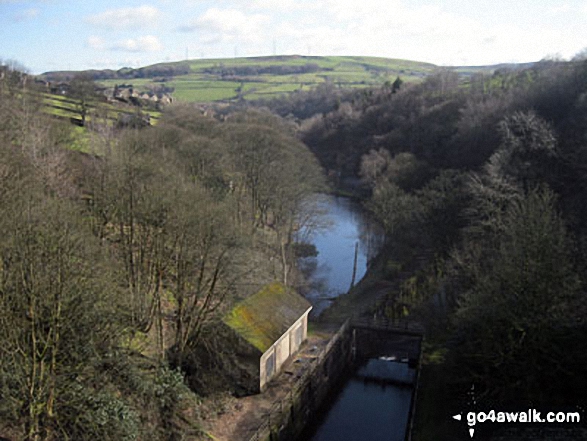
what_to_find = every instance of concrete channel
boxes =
[246,319,423,441]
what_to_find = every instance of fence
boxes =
[350,317,425,336]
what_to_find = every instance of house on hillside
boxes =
[50,82,70,95]
[223,282,312,392]
[110,84,173,107]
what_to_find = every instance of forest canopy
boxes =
[0,67,323,440]
[2,55,587,439]
[297,58,587,432]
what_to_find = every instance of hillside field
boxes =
[45,55,450,104]
[39,54,532,106]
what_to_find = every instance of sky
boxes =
[1,0,586,74]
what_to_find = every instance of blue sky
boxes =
[1,0,586,74]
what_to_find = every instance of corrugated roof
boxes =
[223,282,312,353]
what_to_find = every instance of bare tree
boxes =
[167,183,239,363]
[69,73,99,126]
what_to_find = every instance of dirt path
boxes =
[318,277,400,325]
[200,333,331,441]
[319,239,435,326]
[201,240,433,440]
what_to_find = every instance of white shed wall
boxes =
[259,308,311,391]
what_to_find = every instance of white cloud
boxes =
[86,5,160,30]
[174,1,490,63]
[231,0,583,65]
[179,8,270,45]
[85,34,163,53]
[110,35,163,52]
[12,0,586,72]
[550,3,571,14]
[245,1,482,63]
[86,57,144,69]
[250,0,312,11]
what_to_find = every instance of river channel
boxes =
[297,195,414,441]
[298,194,383,316]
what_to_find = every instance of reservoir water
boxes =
[298,194,383,315]
[305,358,415,441]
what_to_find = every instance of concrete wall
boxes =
[261,322,422,441]
[251,320,354,441]
[259,350,272,391]
[259,308,312,391]
[276,334,290,367]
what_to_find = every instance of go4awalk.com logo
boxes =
[452,409,582,438]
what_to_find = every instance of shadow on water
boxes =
[300,358,414,441]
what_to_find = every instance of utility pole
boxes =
[350,241,359,290]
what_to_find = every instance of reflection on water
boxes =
[298,194,383,316]
[308,359,413,441]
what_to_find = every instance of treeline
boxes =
[203,63,327,77]
[299,62,587,178]
[251,82,360,121]
[41,63,192,82]
[297,59,587,428]
[0,67,323,440]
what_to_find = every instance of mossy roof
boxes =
[223,282,312,353]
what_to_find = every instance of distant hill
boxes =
[450,61,536,77]
[40,55,535,104]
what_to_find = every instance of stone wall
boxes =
[247,321,353,441]
[247,319,424,441]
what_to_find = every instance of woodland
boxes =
[0,65,323,440]
[1,55,587,440]
[293,58,587,438]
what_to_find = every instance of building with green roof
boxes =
[223,282,312,391]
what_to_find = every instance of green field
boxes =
[39,92,160,126]
[87,55,444,104]
[41,55,514,105]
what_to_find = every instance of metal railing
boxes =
[350,317,425,336]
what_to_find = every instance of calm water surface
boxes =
[307,359,414,441]
[298,196,412,441]
[298,195,383,315]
